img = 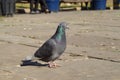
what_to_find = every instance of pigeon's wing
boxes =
[34,39,57,59]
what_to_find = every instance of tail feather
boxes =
[23,50,41,62]
[22,54,37,61]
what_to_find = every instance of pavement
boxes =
[0,10,120,80]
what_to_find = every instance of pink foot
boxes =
[48,62,60,68]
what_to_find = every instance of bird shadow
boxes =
[20,60,48,67]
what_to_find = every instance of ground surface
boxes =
[0,10,120,80]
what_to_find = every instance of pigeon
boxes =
[24,22,69,68]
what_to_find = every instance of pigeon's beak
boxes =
[65,23,69,29]
[66,26,69,29]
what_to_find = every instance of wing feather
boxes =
[34,39,56,60]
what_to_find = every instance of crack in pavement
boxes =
[87,55,120,63]
[67,52,120,63]
[0,34,120,63]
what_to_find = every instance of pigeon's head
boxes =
[57,22,69,32]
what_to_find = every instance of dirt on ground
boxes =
[0,10,120,80]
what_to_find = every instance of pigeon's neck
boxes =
[56,31,64,40]
[53,27,66,41]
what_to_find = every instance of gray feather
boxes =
[25,22,68,62]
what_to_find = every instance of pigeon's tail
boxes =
[23,54,37,61]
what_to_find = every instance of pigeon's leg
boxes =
[52,62,61,67]
[48,62,60,68]
[48,62,54,68]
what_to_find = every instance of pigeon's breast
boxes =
[56,41,66,54]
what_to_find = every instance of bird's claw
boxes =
[48,62,61,68]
